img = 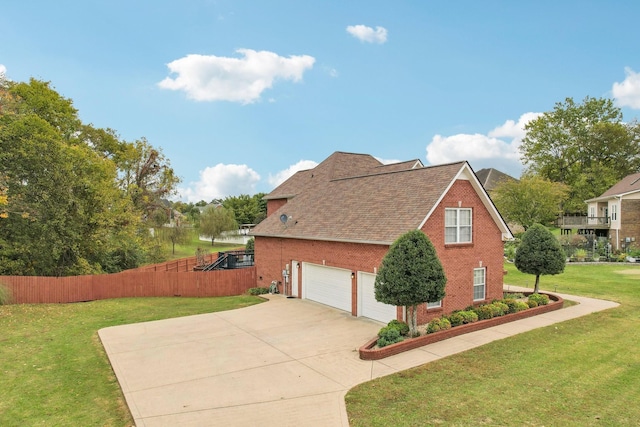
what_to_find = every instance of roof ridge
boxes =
[330,161,465,182]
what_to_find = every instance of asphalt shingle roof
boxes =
[596,172,640,199]
[253,152,466,244]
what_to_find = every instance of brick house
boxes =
[251,152,512,324]
[581,172,640,251]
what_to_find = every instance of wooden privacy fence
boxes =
[128,253,218,272]
[1,267,257,304]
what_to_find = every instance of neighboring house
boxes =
[475,168,517,194]
[559,172,640,251]
[251,151,513,325]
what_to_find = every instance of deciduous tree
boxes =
[374,230,446,336]
[199,206,237,246]
[514,224,565,293]
[492,175,569,230]
[521,96,640,212]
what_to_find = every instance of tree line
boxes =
[492,96,640,230]
[0,77,182,276]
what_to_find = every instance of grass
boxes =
[164,229,244,260]
[0,295,264,426]
[346,262,640,426]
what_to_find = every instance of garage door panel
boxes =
[359,272,397,323]
[303,264,351,312]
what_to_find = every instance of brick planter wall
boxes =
[359,292,564,360]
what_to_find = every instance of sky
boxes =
[2,1,640,203]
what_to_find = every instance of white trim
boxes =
[473,267,486,301]
[417,162,513,240]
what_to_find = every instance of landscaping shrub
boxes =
[0,283,11,305]
[426,317,452,334]
[247,287,269,295]
[489,302,509,317]
[528,293,549,306]
[449,311,464,327]
[515,301,530,311]
[474,305,494,320]
[387,319,410,336]
[503,298,518,314]
[460,310,478,324]
[377,326,404,347]
[527,299,538,308]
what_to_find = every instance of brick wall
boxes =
[255,179,505,325]
[267,198,288,216]
[621,199,640,249]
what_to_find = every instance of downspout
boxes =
[615,196,621,252]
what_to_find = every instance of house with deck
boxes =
[558,172,640,251]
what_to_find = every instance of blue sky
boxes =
[2,1,640,202]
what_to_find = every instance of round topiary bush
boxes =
[515,300,530,311]
[527,299,539,308]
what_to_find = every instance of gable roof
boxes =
[475,168,516,192]
[586,172,640,202]
[253,152,512,245]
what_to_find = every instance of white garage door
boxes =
[358,272,397,323]
[303,264,352,312]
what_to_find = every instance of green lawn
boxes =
[0,295,264,426]
[346,263,640,426]
[164,229,244,260]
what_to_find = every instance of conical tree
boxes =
[514,223,566,293]
[375,230,446,336]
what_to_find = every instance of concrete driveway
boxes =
[99,290,618,427]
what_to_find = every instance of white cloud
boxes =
[612,67,640,109]
[425,113,542,177]
[158,49,315,104]
[178,163,261,202]
[346,25,388,44]
[268,160,318,188]
[0,64,6,76]
[488,112,542,139]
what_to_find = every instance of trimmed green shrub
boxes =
[503,298,518,314]
[387,319,410,336]
[527,299,539,308]
[247,287,269,295]
[460,310,478,324]
[528,293,550,306]
[427,317,452,334]
[474,305,493,320]
[493,302,510,316]
[377,326,404,347]
[0,283,11,305]
[515,301,530,311]
[449,312,464,327]
[439,317,451,330]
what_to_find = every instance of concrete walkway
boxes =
[99,288,618,427]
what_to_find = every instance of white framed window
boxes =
[427,300,442,309]
[473,267,486,301]
[611,203,618,221]
[589,206,595,218]
[445,208,472,244]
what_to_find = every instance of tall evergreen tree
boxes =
[514,224,566,293]
[375,230,446,336]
